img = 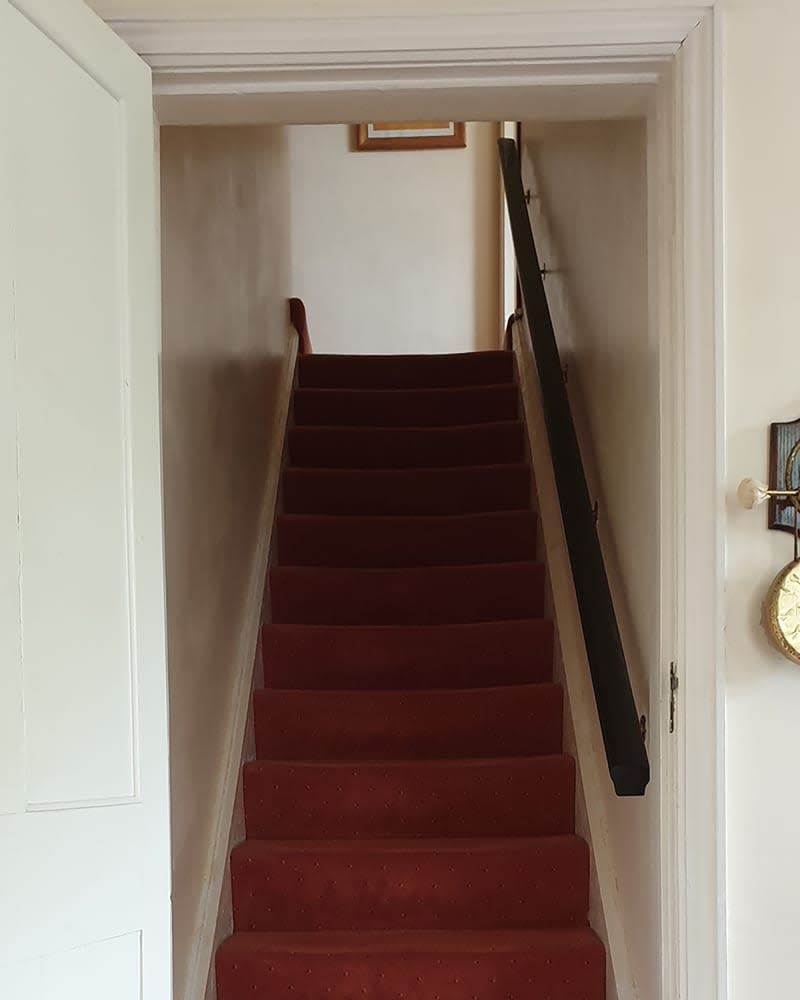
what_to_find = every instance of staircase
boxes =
[215,350,606,1000]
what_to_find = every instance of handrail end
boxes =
[289,297,313,355]
[610,760,650,797]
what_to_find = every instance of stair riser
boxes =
[270,563,545,626]
[254,686,563,761]
[216,937,605,1000]
[288,423,525,469]
[282,465,531,516]
[298,352,515,389]
[262,621,554,690]
[231,839,589,932]
[276,512,537,568]
[293,385,519,427]
[244,757,575,840]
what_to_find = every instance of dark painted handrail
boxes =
[498,137,650,797]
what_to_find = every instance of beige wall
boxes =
[520,120,655,673]
[520,119,658,999]
[159,125,291,1000]
[288,123,500,354]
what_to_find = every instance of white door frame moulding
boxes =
[103,8,707,67]
[104,5,724,1000]
[104,7,707,101]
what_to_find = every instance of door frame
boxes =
[103,5,725,999]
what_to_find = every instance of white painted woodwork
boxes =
[91,5,704,125]
[500,121,519,334]
[0,0,170,996]
[97,7,707,72]
[671,19,724,1000]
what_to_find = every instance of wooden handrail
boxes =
[498,137,649,797]
[289,298,313,355]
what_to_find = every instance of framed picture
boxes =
[355,121,466,152]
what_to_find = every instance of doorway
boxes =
[125,9,723,1000]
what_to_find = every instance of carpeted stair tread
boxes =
[243,756,575,840]
[293,383,519,427]
[277,511,537,568]
[253,684,563,761]
[282,463,531,515]
[217,349,604,1000]
[215,927,605,1000]
[262,619,554,689]
[270,561,545,625]
[230,836,589,932]
[298,351,514,389]
[288,421,525,469]
[277,510,538,568]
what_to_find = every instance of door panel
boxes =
[12,2,135,809]
[0,0,170,996]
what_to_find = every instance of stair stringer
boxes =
[512,315,638,1000]
[180,324,300,1000]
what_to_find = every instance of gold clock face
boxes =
[764,560,800,665]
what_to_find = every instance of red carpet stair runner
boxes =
[216,351,606,999]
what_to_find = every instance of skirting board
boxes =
[184,325,300,1000]
[512,315,637,1000]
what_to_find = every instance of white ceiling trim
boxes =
[151,62,665,102]
[106,7,709,95]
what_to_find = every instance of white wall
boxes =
[722,4,800,998]
[519,119,658,1000]
[288,123,500,354]
[159,125,291,1000]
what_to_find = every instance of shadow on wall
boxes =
[162,348,286,1000]
[159,123,292,1000]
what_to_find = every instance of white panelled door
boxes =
[0,1,171,998]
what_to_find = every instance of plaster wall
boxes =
[520,118,658,999]
[159,124,291,1000]
[288,123,500,354]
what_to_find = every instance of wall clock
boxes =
[738,416,800,665]
[763,559,800,664]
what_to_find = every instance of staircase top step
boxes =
[294,382,515,396]
[289,419,522,433]
[298,351,514,389]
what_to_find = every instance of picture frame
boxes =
[355,121,466,152]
